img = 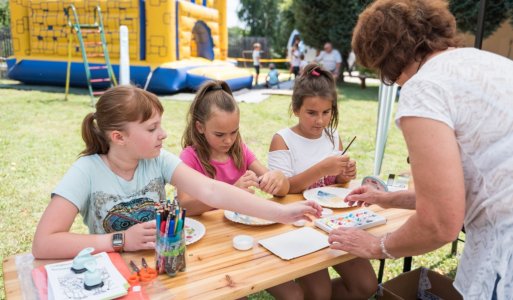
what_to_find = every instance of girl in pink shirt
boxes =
[178,80,290,216]
[178,80,297,300]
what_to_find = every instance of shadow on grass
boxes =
[0,80,89,96]
[337,81,380,102]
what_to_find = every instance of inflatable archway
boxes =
[6,0,252,93]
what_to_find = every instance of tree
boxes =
[449,0,513,38]
[0,0,10,28]
[237,0,281,38]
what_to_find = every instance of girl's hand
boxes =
[328,227,382,259]
[123,220,157,252]
[234,170,259,193]
[319,155,351,177]
[345,185,388,208]
[258,170,287,195]
[337,159,357,183]
[279,201,322,223]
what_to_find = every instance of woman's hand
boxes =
[319,155,351,177]
[123,220,157,252]
[234,170,259,193]
[345,185,389,208]
[328,227,382,259]
[258,170,287,195]
[337,159,357,183]
[278,201,322,224]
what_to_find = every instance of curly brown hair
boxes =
[352,0,462,85]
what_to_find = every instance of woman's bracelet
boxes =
[380,232,396,259]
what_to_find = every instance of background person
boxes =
[314,42,342,79]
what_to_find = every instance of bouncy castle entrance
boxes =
[191,21,214,60]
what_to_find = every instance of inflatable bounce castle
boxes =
[6,0,253,93]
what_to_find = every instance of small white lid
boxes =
[233,235,254,251]
[293,219,307,227]
[321,208,333,217]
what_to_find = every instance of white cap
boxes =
[233,235,254,251]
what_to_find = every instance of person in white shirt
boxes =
[332,0,513,299]
[314,42,342,78]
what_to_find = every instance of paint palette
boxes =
[314,209,387,233]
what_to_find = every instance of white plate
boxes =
[224,210,276,226]
[184,218,205,245]
[303,186,351,208]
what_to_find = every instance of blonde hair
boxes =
[81,85,163,156]
[292,63,339,145]
[182,80,244,178]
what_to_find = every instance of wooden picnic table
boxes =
[3,184,414,299]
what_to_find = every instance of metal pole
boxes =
[474,0,487,49]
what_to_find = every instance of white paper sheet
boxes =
[45,252,128,300]
[258,227,329,260]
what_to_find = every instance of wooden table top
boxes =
[3,188,414,300]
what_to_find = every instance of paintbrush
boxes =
[341,136,357,156]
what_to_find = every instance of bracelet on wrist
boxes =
[380,232,396,259]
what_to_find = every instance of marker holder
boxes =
[155,230,186,276]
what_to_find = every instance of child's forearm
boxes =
[288,164,325,193]
[179,192,215,216]
[32,232,114,259]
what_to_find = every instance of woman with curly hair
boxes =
[328,0,513,299]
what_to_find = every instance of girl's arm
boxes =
[33,195,156,259]
[178,189,215,216]
[269,134,349,193]
[249,160,290,196]
[171,164,321,223]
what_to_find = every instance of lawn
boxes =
[0,80,460,299]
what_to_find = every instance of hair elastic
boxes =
[210,85,223,91]
[311,69,321,76]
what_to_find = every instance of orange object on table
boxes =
[127,258,157,285]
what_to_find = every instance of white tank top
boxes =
[268,127,340,188]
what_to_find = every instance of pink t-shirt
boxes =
[179,143,257,185]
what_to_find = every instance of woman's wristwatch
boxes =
[112,232,124,252]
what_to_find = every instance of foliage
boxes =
[270,0,296,58]
[449,0,513,38]
[0,1,10,28]
[237,0,281,45]
[292,0,372,55]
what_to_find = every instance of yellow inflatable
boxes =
[6,0,252,93]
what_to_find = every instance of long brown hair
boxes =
[80,85,164,156]
[352,0,462,85]
[181,80,243,178]
[292,63,339,145]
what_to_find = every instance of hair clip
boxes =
[311,69,321,76]
[210,85,223,91]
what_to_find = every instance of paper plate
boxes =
[224,210,276,226]
[303,186,351,208]
[184,218,206,245]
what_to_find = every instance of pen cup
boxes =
[155,230,186,276]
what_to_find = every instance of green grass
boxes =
[0,80,460,299]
